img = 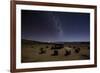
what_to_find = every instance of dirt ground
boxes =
[21,40,90,63]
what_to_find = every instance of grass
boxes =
[21,39,90,63]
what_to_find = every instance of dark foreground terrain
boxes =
[21,39,90,63]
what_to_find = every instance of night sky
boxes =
[21,10,90,42]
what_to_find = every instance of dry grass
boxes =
[21,41,90,63]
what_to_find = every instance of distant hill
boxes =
[21,39,40,45]
[21,39,89,45]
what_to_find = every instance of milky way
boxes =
[49,12,64,41]
[21,10,90,42]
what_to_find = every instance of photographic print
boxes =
[11,1,97,72]
[21,10,90,63]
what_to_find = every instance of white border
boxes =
[16,4,95,69]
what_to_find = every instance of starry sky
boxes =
[21,10,90,42]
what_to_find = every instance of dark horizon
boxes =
[22,38,90,43]
[21,10,90,42]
